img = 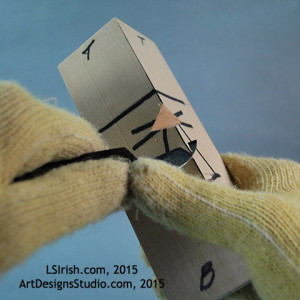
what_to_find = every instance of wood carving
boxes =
[151,104,182,132]
[58,18,250,299]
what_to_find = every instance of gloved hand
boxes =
[130,154,300,300]
[2,82,299,300]
[0,83,128,273]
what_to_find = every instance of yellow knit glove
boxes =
[130,154,300,300]
[0,83,128,273]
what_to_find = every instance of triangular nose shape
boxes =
[151,104,182,131]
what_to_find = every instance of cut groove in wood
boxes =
[151,104,182,131]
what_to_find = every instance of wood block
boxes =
[58,18,250,299]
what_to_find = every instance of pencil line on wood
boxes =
[156,90,185,104]
[163,129,170,152]
[131,120,155,134]
[133,131,159,150]
[99,89,156,133]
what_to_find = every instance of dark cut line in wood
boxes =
[99,90,185,134]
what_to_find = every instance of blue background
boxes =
[0,1,299,299]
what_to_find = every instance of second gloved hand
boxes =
[130,154,300,300]
[0,83,128,273]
